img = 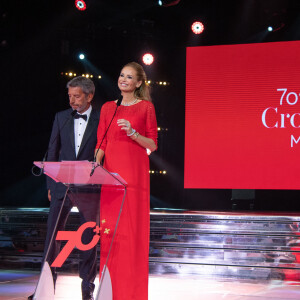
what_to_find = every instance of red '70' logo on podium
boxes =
[51,221,110,267]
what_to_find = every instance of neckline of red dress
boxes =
[114,99,144,107]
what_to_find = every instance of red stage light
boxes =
[191,21,204,34]
[75,0,87,11]
[142,53,154,65]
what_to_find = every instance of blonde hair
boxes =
[123,62,152,101]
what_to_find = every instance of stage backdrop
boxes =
[185,41,300,189]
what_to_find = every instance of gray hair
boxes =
[66,76,95,95]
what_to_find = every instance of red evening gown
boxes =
[96,100,157,300]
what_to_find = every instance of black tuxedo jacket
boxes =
[46,107,100,198]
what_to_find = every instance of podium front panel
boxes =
[32,161,127,299]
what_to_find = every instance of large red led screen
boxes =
[185,41,300,189]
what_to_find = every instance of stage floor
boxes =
[1,270,300,300]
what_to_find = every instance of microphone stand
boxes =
[90,96,123,176]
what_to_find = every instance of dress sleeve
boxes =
[145,102,158,147]
[96,104,108,152]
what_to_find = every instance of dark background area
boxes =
[1,0,300,211]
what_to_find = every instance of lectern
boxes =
[33,161,127,300]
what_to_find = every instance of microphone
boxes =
[32,110,77,176]
[116,95,123,106]
[90,95,123,176]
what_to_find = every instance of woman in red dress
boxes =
[95,62,157,300]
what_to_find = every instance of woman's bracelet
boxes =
[127,128,136,136]
[131,131,140,140]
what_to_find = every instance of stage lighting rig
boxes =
[191,21,204,34]
[158,0,180,7]
[142,53,154,65]
[75,0,87,11]
[267,23,285,32]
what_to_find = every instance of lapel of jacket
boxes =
[66,113,76,158]
[77,108,98,158]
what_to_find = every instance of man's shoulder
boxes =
[55,108,73,119]
[90,107,100,120]
[58,108,73,115]
[54,107,100,121]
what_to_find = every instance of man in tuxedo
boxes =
[29,76,100,300]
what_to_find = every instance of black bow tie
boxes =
[74,113,87,121]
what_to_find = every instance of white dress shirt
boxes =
[74,105,92,156]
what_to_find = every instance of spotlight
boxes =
[142,53,154,65]
[79,53,85,60]
[158,0,180,7]
[75,0,87,11]
[191,21,204,34]
[268,26,273,32]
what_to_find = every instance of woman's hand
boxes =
[117,118,157,152]
[117,119,133,135]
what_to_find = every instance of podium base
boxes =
[33,262,55,300]
[96,267,113,300]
